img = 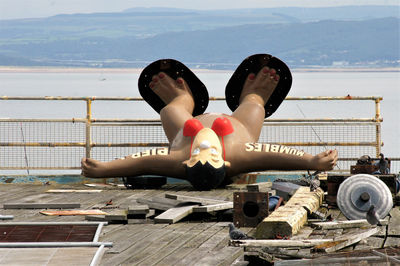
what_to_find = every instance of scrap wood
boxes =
[311,219,389,230]
[3,203,81,209]
[260,247,314,259]
[85,215,106,221]
[154,205,195,224]
[255,186,324,239]
[105,210,128,221]
[40,209,108,216]
[372,249,400,264]
[192,202,233,213]
[312,227,379,253]
[285,186,324,213]
[127,205,149,215]
[164,193,228,205]
[247,182,272,192]
[230,239,333,248]
[274,255,399,266]
[84,183,116,188]
[136,196,195,211]
[46,189,102,193]
[255,205,308,239]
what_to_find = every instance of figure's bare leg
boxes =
[232,67,279,141]
[149,72,195,142]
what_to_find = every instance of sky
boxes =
[1,0,399,20]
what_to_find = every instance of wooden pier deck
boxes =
[0,182,398,265]
[0,183,249,266]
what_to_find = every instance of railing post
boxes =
[375,98,382,157]
[86,99,92,158]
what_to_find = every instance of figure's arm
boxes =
[229,143,337,175]
[81,148,186,178]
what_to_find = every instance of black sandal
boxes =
[138,59,209,116]
[225,54,292,118]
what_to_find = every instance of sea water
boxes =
[0,70,399,159]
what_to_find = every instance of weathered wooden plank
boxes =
[192,202,233,213]
[285,187,324,213]
[371,249,400,264]
[136,196,190,211]
[230,239,333,248]
[40,209,108,216]
[354,236,385,250]
[311,219,389,230]
[46,189,102,193]
[192,246,244,266]
[145,222,217,266]
[100,224,168,256]
[247,182,272,192]
[105,210,128,222]
[3,203,81,209]
[388,207,400,236]
[255,205,308,239]
[255,186,323,239]
[165,193,228,205]
[174,223,225,266]
[313,227,379,253]
[291,226,314,240]
[118,222,200,265]
[154,205,195,224]
[127,204,149,215]
[85,215,106,222]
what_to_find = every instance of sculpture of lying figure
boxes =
[81,54,338,190]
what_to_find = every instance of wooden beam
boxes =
[40,210,108,216]
[313,227,379,253]
[247,182,272,192]
[311,219,388,230]
[154,205,195,224]
[255,186,323,239]
[46,189,102,193]
[230,239,333,248]
[105,210,128,222]
[136,197,191,211]
[164,193,228,205]
[3,203,81,209]
[285,187,324,213]
[255,206,308,239]
[192,202,233,213]
[372,250,400,264]
[127,205,149,215]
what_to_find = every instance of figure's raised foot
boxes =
[239,67,280,106]
[81,158,109,178]
[149,72,195,113]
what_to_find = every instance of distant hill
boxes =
[0,6,399,69]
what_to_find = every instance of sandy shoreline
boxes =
[0,66,399,73]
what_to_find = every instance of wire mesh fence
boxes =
[1,96,398,174]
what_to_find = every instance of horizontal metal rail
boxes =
[0,141,377,147]
[0,95,383,101]
[0,96,387,172]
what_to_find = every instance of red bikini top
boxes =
[183,117,234,160]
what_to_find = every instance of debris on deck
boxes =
[0,169,399,265]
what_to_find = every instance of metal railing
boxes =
[1,95,398,173]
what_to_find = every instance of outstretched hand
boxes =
[311,150,338,171]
